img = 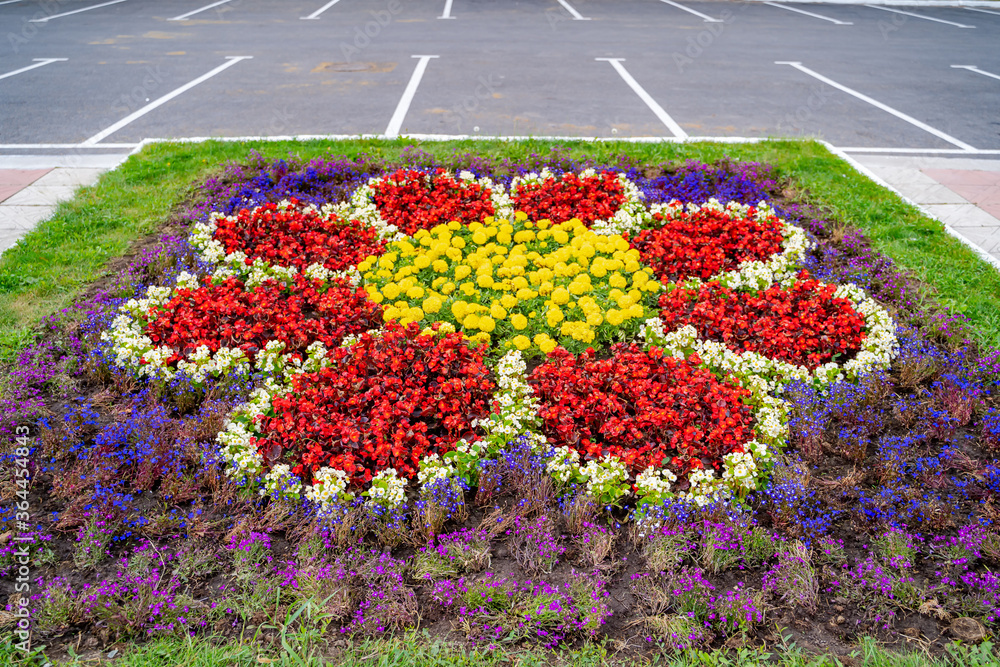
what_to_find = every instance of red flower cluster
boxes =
[628,205,784,283]
[253,322,496,485]
[512,171,626,225]
[144,275,383,367]
[371,169,496,235]
[213,199,386,272]
[658,277,867,369]
[528,345,754,476]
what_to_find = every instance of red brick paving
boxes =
[0,169,52,203]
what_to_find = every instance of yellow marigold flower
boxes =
[633,271,648,288]
[382,283,401,300]
[546,307,564,325]
[513,230,535,243]
[500,294,518,309]
[382,306,400,322]
[432,276,446,289]
[643,280,661,293]
[616,293,634,308]
[586,312,603,326]
[551,287,570,305]
[552,229,569,245]
[407,306,424,321]
[472,230,488,245]
[446,247,463,261]
[460,282,478,297]
[628,303,644,318]
[375,269,392,280]
[511,313,528,330]
[516,288,537,300]
[606,309,624,326]
[490,303,507,320]
[568,281,589,296]
[539,338,557,354]
[538,281,554,296]
[413,255,431,270]
[423,296,442,314]
[368,292,384,304]
[441,282,456,295]
[496,232,512,245]
[609,273,627,289]
[463,313,481,330]
[477,274,494,289]
[406,286,425,299]
[514,211,528,222]
[432,259,449,273]
[451,300,469,319]
[454,265,472,280]
[438,322,456,334]
[451,237,466,249]
[447,220,461,231]
[478,316,496,333]
[511,276,529,290]
[357,258,373,272]
[512,335,531,350]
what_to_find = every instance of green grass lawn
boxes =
[2,138,999,359]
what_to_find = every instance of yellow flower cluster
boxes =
[357,213,662,357]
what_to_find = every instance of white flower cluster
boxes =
[721,450,758,491]
[217,380,286,485]
[366,468,408,508]
[682,468,727,508]
[509,168,649,235]
[471,350,547,451]
[649,199,811,290]
[579,455,629,502]
[546,445,581,484]
[634,466,677,499]
[336,170,513,236]
[643,280,899,392]
[416,453,457,488]
[305,467,351,505]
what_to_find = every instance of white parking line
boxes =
[0,0,26,6]
[168,0,235,21]
[952,65,1000,82]
[81,56,252,146]
[657,0,722,23]
[385,55,438,139]
[763,2,851,25]
[776,61,976,151]
[0,58,67,81]
[300,0,342,20]
[29,0,128,22]
[865,5,975,29]
[965,7,1000,17]
[439,0,455,19]
[596,58,687,139]
[556,0,590,20]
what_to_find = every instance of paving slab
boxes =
[852,154,1000,271]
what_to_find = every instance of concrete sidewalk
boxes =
[852,154,1000,269]
[0,155,129,254]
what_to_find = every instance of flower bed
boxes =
[103,166,897,504]
[13,148,1000,659]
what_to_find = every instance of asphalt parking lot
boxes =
[0,0,998,154]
